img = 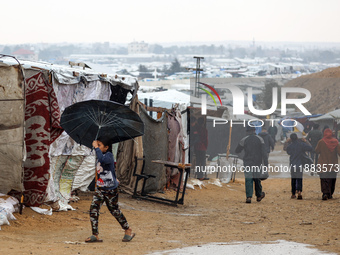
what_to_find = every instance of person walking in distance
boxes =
[306,123,323,164]
[286,133,313,200]
[315,128,340,200]
[236,125,268,203]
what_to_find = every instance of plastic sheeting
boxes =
[72,155,96,191]
[115,97,144,194]
[49,155,84,210]
[51,79,111,116]
[139,107,168,192]
[0,64,25,194]
[49,131,92,156]
[0,195,19,228]
[0,57,138,208]
[47,79,122,206]
[52,69,137,90]
[50,80,111,156]
[0,58,137,91]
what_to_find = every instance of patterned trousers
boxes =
[90,188,129,235]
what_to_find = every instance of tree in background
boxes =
[150,44,164,54]
[162,58,187,75]
[1,46,12,54]
[138,64,150,72]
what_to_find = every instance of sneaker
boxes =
[322,194,328,200]
[246,197,252,203]
[291,195,296,199]
[257,192,265,202]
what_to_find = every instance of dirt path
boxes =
[1,174,339,255]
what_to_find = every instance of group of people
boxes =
[84,121,338,243]
[236,123,340,203]
[284,124,340,200]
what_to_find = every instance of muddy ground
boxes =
[0,145,339,255]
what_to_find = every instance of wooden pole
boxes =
[226,123,232,159]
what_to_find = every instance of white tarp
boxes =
[310,109,340,121]
[138,89,190,109]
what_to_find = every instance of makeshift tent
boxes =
[138,89,190,110]
[309,109,340,138]
[1,56,189,209]
[138,89,190,170]
[117,99,187,194]
[0,56,138,209]
[310,109,340,123]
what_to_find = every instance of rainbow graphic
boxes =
[198,82,223,106]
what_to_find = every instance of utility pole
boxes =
[193,56,204,97]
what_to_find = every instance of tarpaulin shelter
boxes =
[0,56,138,209]
[116,99,187,194]
[0,55,189,209]
[309,109,340,138]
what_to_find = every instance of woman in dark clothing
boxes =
[286,133,313,199]
[315,128,340,200]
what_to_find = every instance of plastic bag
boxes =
[0,208,10,227]
[218,157,233,183]
[0,199,17,222]
[4,196,20,213]
[30,207,53,216]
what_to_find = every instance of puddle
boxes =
[148,240,336,255]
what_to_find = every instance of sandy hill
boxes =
[284,67,340,114]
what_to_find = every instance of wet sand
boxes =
[0,144,339,255]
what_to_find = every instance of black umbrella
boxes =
[60,100,144,149]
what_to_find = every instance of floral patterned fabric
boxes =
[24,72,63,206]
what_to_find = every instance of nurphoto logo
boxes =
[200,84,311,116]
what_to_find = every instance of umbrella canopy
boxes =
[60,100,144,148]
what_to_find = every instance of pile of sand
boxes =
[284,67,340,114]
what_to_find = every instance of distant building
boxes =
[12,48,38,61]
[128,41,148,54]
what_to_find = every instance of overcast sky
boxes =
[1,0,340,45]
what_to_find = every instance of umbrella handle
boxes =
[94,127,101,141]
[90,127,101,154]
[92,127,101,190]
[93,127,100,190]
